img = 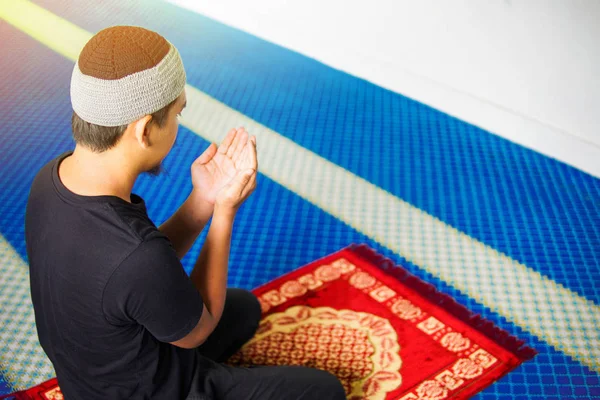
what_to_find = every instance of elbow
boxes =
[169,307,217,349]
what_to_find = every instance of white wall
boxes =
[169,0,600,177]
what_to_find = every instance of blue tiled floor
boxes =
[1,1,599,398]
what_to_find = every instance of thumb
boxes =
[240,168,255,184]
[233,169,254,193]
[195,143,217,165]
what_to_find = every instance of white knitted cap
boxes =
[70,26,186,127]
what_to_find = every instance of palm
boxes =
[194,153,238,203]
[191,128,256,204]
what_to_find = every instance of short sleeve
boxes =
[103,237,203,343]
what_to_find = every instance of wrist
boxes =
[213,204,237,223]
[183,190,214,226]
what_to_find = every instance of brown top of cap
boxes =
[78,26,170,80]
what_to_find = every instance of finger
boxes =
[236,139,249,169]
[205,157,217,176]
[237,134,255,169]
[250,135,257,151]
[194,143,217,165]
[235,169,255,197]
[226,127,244,158]
[239,138,257,172]
[219,128,237,155]
[249,137,258,170]
[231,128,249,160]
[239,169,257,198]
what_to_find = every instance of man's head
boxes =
[70,26,187,175]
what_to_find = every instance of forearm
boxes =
[159,190,214,259]
[189,207,234,324]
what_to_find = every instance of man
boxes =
[25,26,345,399]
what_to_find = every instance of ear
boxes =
[132,115,153,149]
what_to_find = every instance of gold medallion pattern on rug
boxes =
[229,306,402,399]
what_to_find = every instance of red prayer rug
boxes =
[228,244,536,399]
[0,378,61,400]
[2,245,535,400]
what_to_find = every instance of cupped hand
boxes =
[191,127,258,211]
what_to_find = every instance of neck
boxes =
[61,145,139,202]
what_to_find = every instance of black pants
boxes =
[185,289,346,400]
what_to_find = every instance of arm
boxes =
[158,128,251,259]
[169,207,234,348]
[170,128,257,349]
[158,190,213,259]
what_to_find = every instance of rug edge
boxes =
[347,243,538,361]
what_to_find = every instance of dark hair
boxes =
[71,98,177,152]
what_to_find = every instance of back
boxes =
[25,153,203,399]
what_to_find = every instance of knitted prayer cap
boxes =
[70,26,186,127]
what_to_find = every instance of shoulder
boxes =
[102,236,185,312]
[102,236,201,331]
[28,153,65,202]
[116,235,180,277]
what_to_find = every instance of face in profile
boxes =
[144,91,187,176]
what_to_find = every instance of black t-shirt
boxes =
[25,153,203,399]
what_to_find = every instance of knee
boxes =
[227,288,261,329]
[241,289,261,322]
[247,291,262,325]
[304,369,346,400]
